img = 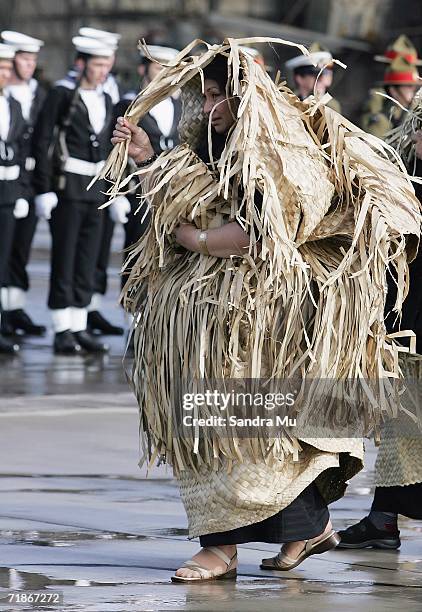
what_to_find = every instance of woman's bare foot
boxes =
[281,520,333,559]
[175,544,237,579]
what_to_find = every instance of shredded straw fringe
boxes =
[92,38,422,473]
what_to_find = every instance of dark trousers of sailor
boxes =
[372,484,422,520]
[93,208,115,296]
[0,205,16,292]
[48,198,104,309]
[6,200,38,291]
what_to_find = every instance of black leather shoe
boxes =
[337,516,401,549]
[74,330,109,353]
[87,311,124,336]
[54,330,82,355]
[0,333,19,354]
[2,309,46,336]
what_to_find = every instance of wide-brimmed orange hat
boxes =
[383,57,420,85]
[375,35,422,65]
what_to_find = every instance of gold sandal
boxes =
[260,530,340,571]
[171,546,237,583]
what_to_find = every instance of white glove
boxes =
[13,198,30,219]
[109,196,131,224]
[34,192,58,220]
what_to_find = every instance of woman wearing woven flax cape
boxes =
[108,40,420,582]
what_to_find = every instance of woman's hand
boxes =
[111,117,155,163]
[173,222,198,251]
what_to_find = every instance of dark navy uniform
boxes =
[0,95,28,283]
[33,80,113,329]
[5,81,47,300]
[0,93,28,351]
[118,91,182,154]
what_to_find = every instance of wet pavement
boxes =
[0,226,422,611]
[1,220,129,398]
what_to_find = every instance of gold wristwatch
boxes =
[197,230,209,255]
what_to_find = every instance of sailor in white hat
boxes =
[1,31,44,118]
[0,43,30,354]
[78,27,121,104]
[78,27,121,49]
[32,36,116,355]
[285,43,341,113]
[73,28,129,336]
[85,43,182,339]
[0,31,48,337]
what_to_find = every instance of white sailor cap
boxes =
[285,50,333,71]
[0,43,15,59]
[239,46,260,59]
[139,44,179,63]
[72,36,115,58]
[1,31,44,53]
[239,45,267,67]
[78,27,120,50]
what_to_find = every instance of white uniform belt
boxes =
[63,157,105,177]
[0,165,20,181]
[25,157,36,172]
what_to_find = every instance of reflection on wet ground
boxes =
[0,339,129,398]
[0,464,421,611]
[0,254,129,398]
[1,530,147,546]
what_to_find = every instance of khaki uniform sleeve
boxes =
[360,89,394,139]
[361,110,392,139]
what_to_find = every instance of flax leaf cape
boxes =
[95,38,421,475]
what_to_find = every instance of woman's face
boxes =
[203,78,235,134]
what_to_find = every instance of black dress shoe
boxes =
[0,333,19,354]
[74,330,109,353]
[87,311,124,336]
[337,516,401,549]
[54,330,82,355]
[2,309,46,336]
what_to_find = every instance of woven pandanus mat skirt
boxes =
[178,438,363,538]
[199,482,329,544]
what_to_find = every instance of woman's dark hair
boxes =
[203,54,229,92]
